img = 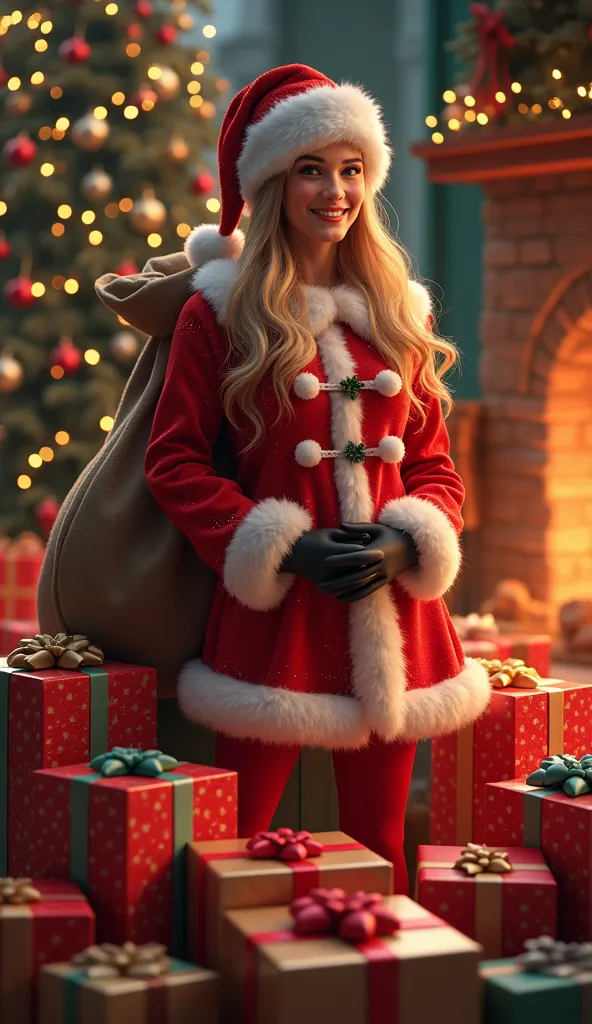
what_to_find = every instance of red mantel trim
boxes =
[411,114,592,184]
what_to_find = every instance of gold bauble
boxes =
[129,192,167,234]
[177,11,193,29]
[109,330,141,362]
[71,113,110,151]
[0,353,24,394]
[151,66,180,101]
[166,135,189,162]
[5,91,33,116]
[81,167,113,201]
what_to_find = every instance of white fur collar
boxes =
[191,259,431,340]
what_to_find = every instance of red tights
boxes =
[215,733,417,895]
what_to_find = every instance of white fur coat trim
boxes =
[190,258,432,341]
[223,497,313,611]
[236,82,392,204]
[177,657,490,748]
[379,495,461,600]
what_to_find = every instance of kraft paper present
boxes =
[39,959,218,1024]
[188,831,393,969]
[415,844,556,958]
[220,896,481,1024]
[480,959,592,1024]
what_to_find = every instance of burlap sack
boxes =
[36,252,234,697]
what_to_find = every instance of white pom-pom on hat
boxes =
[184,223,245,268]
[374,370,402,397]
[293,373,321,400]
[295,440,322,467]
[377,435,405,464]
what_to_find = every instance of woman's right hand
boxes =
[280,528,381,585]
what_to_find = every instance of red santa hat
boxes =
[185,63,392,268]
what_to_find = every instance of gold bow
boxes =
[476,657,541,689]
[0,877,42,904]
[71,942,170,979]
[454,843,512,876]
[7,633,104,671]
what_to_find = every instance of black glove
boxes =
[280,528,372,585]
[317,522,418,603]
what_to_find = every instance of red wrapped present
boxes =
[220,895,482,1023]
[461,639,499,659]
[32,753,238,954]
[0,533,44,620]
[0,660,157,876]
[0,877,94,1024]
[415,843,556,958]
[0,619,38,657]
[188,830,393,968]
[485,777,592,941]
[493,634,551,678]
[431,677,592,846]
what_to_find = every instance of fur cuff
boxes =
[178,659,370,749]
[408,281,432,324]
[223,498,313,611]
[379,495,461,600]
[184,224,245,268]
[401,659,491,742]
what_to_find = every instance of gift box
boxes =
[32,758,238,953]
[188,830,393,969]
[485,777,592,941]
[458,630,551,677]
[40,959,218,1024]
[0,661,157,875]
[0,878,95,1024]
[0,619,38,657]
[415,844,556,958]
[219,895,482,1024]
[431,678,592,846]
[480,958,592,1024]
[0,533,44,621]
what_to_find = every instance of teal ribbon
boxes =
[86,666,110,759]
[523,788,548,848]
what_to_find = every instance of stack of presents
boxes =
[2,539,592,1021]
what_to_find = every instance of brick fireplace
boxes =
[414,117,592,627]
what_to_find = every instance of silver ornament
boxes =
[81,167,113,201]
[71,113,110,151]
[109,330,140,362]
[129,193,166,235]
[151,66,180,101]
[0,353,24,394]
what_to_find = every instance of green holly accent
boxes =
[526,753,592,798]
[339,375,364,400]
[89,746,179,778]
[342,441,367,464]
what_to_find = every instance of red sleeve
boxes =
[145,292,312,612]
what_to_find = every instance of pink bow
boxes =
[246,828,324,861]
[290,887,400,943]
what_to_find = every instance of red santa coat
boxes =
[145,258,490,749]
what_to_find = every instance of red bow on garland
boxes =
[469,2,515,114]
[246,828,323,861]
[290,887,400,943]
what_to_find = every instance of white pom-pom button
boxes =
[295,440,322,467]
[377,435,405,464]
[374,370,402,397]
[293,373,320,400]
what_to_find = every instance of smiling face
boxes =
[282,141,366,249]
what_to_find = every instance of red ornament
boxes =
[131,85,158,109]
[0,67,8,88]
[156,24,177,44]
[126,22,143,40]
[134,0,152,16]
[0,234,11,260]
[191,171,215,196]
[50,337,83,375]
[3,135,37,168]
[58,36,92,64]
[115,259,139,276]
[4,276,35,308]
[35,496,60,540]
[588,23,592,40]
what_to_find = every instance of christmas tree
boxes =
[434,0,592,139]
[0,0,223,537]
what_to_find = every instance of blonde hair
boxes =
[223,173,457,449]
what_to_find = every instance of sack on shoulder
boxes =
[36,252,234,697]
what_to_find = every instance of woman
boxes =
[145,64,490,891]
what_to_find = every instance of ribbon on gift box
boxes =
[0,533,44,619]
[69,765,194,956]
[0,664,111,874]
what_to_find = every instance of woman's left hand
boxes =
[317,522,418,603]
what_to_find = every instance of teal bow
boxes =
[89,747,179,778]
[526,753,592,798]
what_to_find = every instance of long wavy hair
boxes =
[223,173,457,449]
